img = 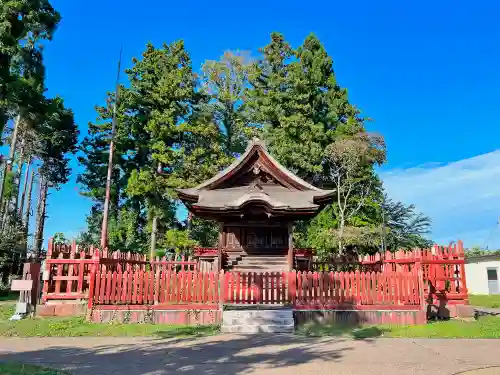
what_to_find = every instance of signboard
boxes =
[11,279,33,292]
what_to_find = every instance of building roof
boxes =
[177,138,334,217]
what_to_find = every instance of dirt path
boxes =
[0,335,499,374]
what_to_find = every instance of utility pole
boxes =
[100,47,123,249]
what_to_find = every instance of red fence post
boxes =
[415,254,426,317]
[218,270,225,306]
[457,240,468,301]
[41,238,53,303]
[87,246,98,311]
[288,271,296,306]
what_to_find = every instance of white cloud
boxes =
[380,150,500,249]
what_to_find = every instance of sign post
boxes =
[9,263,41,320]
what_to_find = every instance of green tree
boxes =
[34,96,78,256]
[52,232,68,244]
[0,0,60,134]
[248,32,386,255]
[79,41,231,255]
[77,89,148,251]
[201,51,259,155]
[380,194,432,251]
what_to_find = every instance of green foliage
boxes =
[37,96,79,187]
[79,41,232,252]
[189,218,219,247]
[0,0,61,134]
[77,32,432,256]
[247,33,394,255]
[52,232,68,244]
[159,229,198,256]
[465,246,500,257]
[248,33,364,183]
[201,51,260,155]
[380,194,432,251]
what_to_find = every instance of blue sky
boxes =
[35,0,500,249]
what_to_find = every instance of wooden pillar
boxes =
[218,223,224,272]
[287,222,294,272]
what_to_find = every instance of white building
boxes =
[465,254,500,295]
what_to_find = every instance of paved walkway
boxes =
[0,335,499,374]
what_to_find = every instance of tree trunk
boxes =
[150,215,157,260]
[338,216,345,254]
[34,175,48,258]
[18,158,31,217]
[12,137,26,215]
[23,169,35,254]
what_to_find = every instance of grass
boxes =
[0,362,69,374]
[0,304,218,338]
[469,294,500,309]
[297,316,500,339]
[0,292,19,303]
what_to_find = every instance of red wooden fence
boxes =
[90,270,219,306]
[42,240,197,302]
[88,269,423,311]
[293,270,421,308]
[222,271,288,305]
[42,238,467,310]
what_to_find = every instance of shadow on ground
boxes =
[0,333,363,375]
[296,322,387,339]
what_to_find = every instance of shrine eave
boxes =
[176,137,335,219]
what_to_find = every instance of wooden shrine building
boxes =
[177,138,334,272]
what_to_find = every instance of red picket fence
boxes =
[42,241,96,301]
[89,269,423,310]
[222,272,288,304]
[42,238,467,311]
[293,270,421,308]
[42,239,197,302]
[90,270,219,306]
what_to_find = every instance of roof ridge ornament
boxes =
[251,137,267,150]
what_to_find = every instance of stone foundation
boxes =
[37,302,87,317]
[294,309,426,326]
[90,308,221,325]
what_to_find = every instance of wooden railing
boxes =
[42,240,198,302]
[91,270,220,306]
[88,269,424,310]
[42,239,467,309]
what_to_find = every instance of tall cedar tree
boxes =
[34,96,78,255]
[0,1,60,134]
[247,33,385,253]
[77,89,149,250]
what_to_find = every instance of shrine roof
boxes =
[177,138,334,214]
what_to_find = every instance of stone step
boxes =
[221,324,294,334]
[224,318,293,326]
[230,270,286,274]
[223,311,293,319]
[238,259,287,264]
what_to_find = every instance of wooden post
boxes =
[87,246,98,312]
[217,223,224,272]
[457,240,468,300]
[287,222,294,272]
[150,215,158,260]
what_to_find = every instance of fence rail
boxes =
[91,270,220,306]
[42,238,467,311]
[42,240,199,302]
[88,269,423,310]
